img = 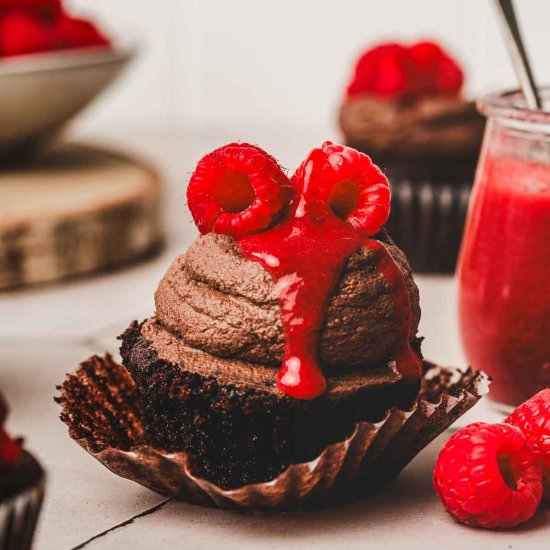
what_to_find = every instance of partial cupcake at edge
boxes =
[1,391,45,550]
[57,142,488,511]
[339,41,485,273]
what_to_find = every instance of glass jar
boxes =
[457,89,550,409]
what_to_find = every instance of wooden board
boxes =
[0,143,163,290]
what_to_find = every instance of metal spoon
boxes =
[493,0,542,109]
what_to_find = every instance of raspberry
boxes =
[0,3,109,57]
[346,40,463,99]
[0,9,59,56]
[434,422,543,528]
[409,41,463,95]
[55,14,110,49]
[0,0,60,9]
[347,43,411,98]
[0,429,21,467]
[187,143,292,238]
[506,388,550,502]
[292,141,390,237]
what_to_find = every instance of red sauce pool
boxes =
[458,155,550,406]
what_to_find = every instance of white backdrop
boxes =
[68,0,549,138]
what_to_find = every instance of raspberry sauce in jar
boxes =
[458,90,550,407]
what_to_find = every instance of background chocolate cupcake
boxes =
[0,392,45,550]
[339,41,485,273]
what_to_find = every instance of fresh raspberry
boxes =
[0,9,59,56]
[0,429,21,467]
[292,141,390,237]
[347,43,412,98]
[55,14,110,49]
[0,0,60,9]
[346,40,463,99]
[409,41,463,95]
[506,389,550,502]
[434,422,543,528]
[187,143,292,238]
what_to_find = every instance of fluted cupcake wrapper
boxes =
[57,355,489,512]
[385,179,472,274]
[0,477,45,550]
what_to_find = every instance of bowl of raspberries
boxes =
[0,0,135,157]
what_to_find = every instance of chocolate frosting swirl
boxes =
[339,95,485,165]
[153,232,420,372]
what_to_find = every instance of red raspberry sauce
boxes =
[239,210,421,400]
[459,155,550,405]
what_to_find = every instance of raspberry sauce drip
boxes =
[238,213,421,400]
[368,240,421,380]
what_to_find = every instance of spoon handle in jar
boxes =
[494,0,542,110]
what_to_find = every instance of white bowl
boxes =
[0,45,135,157]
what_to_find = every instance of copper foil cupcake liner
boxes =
[385,179,471,274]
[57,355,489,512]
[0,477,45,550]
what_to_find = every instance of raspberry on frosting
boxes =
[187,143,292,238]
[292,141,390,237]
[188,141,391,242]
[506,388,550,502]
[346,40,464,100]
[0,428,21,467]
[434,422,542,528]
[0,394,21,468]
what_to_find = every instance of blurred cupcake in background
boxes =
[0,0,110,58]
[339,41,485,273]
[0,391,45,550]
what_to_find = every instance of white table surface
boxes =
[1,129,548,549]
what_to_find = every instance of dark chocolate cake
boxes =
[120,321,420,489]
[118,226,422,489]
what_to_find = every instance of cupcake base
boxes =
[384,178,472,274]
[0,455,45,550]
[56,354,488,511]
[118,320,422,490]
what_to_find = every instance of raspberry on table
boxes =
[506,388,550,502]
[292,141,390,237]
[433,422,543,528]
[187,143,292,238]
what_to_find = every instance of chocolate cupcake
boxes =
[58,142,488,510]
[0,393,45,550]
[339,41,485,273]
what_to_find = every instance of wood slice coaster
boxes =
[0,143,163,290]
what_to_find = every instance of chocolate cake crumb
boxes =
[118,322,420,489]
